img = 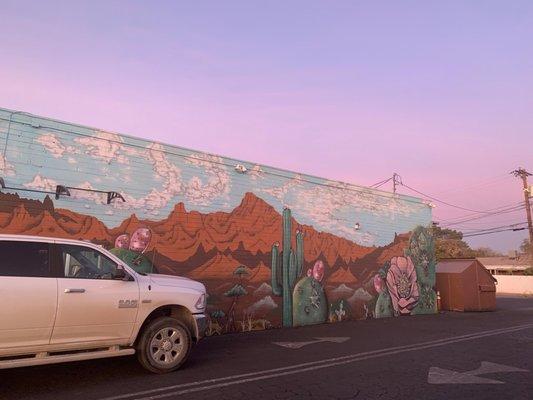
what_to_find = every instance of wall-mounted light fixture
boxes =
[354,222,360,230]
[234,164,248,173]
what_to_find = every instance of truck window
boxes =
[0,241,50,277]
[57,244,119,280]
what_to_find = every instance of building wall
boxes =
[0,108,435,334]
[495,275,533,296]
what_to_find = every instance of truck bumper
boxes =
[193,314,207,340]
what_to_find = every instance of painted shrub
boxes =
[0,107,435,333]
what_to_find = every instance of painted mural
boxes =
[0,108,436,334]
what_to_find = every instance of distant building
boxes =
[477,253,531,275]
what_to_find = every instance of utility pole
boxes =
[392,173,402,194]
[511,167,533,259]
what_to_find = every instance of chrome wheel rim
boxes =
[149,327,184,366]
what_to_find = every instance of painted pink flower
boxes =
[312,260,325,282]
[129,228,152,252]
[386,256,419,315]
[373,274,385,294]
[114,234,130,249]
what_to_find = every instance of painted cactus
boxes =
[373,263,394,318]
[110,248,154,274]
[110,227,154,274]
[404,226,436,287]
[271,208,304,327]
[374,290,394,318]
[292,276,327,326]
[404,226,437,314]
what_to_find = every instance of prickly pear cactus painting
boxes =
[293,276,327,326]
[372,225,435,317]
[293,260,328,326]
[373,263,394,318]
[110,228,155,274]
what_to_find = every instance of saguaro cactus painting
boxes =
[271,208,304,327]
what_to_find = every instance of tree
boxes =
[233,265,250,281]
[433,226,474,259]
[520,239,531,255]
[433,226,501,259]
[224,284,247,332]
[472,247,503,257]
[224,265,250,332]
[520,239,533,268]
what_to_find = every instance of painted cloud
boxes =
[183,153,230,205]
[75,131,131,164]
[36,133,78,159]
[261,175,427,245]
[24,174,58,192]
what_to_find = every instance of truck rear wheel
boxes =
[137,316,191,373]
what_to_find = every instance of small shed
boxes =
[436,259,497,312]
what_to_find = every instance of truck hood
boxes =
[147,274,205,293]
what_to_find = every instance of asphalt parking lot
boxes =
[1,295,532,400]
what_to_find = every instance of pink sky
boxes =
[1,1,531,252]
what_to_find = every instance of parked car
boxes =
[0,234,207,373]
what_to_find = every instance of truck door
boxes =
[50,243,139,345]
[0,240,57,350]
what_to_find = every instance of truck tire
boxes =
[137,316,192,373]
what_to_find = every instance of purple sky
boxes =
[1,1,532,252]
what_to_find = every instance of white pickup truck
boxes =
[0,234,207,373]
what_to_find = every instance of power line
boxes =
[463,227,527,238]
[399,182,496,214]
[443,205,526,227]
[435,201,524,224]
[370,177,392,189]
[432,173,512,196]
[460,222,528,235]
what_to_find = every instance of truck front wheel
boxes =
[137,316,192,373]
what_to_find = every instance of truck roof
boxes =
[0,234,100,247]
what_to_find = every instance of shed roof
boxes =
[436,259,475,274]
[477,256,531,268]
[437,259,497,282]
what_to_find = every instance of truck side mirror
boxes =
[114,267,127,280]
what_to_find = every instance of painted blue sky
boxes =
[0,109,430,247]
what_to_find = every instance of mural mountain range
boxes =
[0,191,409,287]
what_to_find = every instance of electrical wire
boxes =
[442,205,526,227]
[435,201,525,224]
[431,174,512,196]
[462,227,527,238]
[399,182,498,214]
[460,222,528,234]
[369,177,392,189]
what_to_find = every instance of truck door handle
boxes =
[64,288,86,293]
